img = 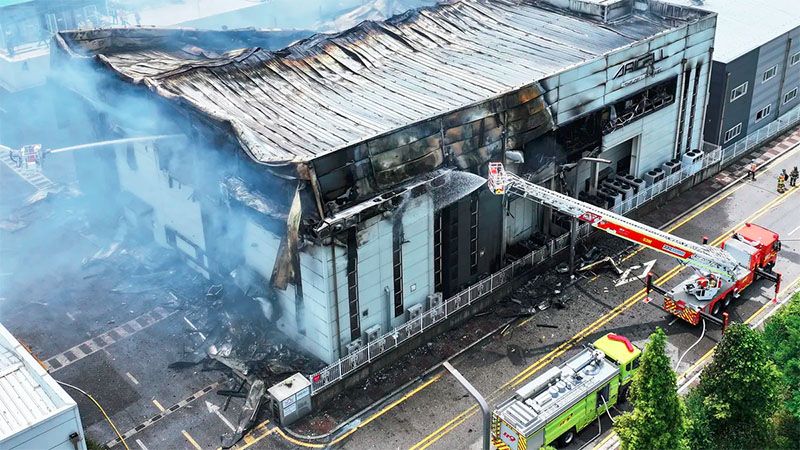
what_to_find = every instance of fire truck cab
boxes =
[727,223,781,272]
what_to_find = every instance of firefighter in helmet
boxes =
[778,173,787,193]
[791,166,799,187]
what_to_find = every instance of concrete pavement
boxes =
[250,135,800,450]
[2,127,799,450]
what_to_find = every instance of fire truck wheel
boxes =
[557,429,576,447]
[723,295,732,308]
[711,300,722,316]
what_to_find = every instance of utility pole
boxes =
[443,361,490,450]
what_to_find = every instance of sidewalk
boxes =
[710,127,800,188]
[591,125,800,450]
[277,125,800,446]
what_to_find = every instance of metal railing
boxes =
[308,109,800,394]
[720,106,800,166]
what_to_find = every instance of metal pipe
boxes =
[443,361,490,450]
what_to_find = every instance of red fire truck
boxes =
[650,223,781,326]
[487,163,782,328]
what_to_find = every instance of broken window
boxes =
[603,76,678,136]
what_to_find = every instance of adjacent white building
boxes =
[0,324,86,450]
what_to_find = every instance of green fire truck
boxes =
[491,333,641,449]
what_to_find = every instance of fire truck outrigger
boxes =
[487,162,782,328]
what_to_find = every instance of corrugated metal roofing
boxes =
[59,0,704,165]
[668,0,800,63]
[0,0,33,8]
[0,325,70,440]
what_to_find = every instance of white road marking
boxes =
[206,400,236,432]
[66,312,76,321]
[44,306,175,372]
[789,224,800,236]
[615,260,656,287]
[126,372,140,385]
[105,383,220,449]
[668,317,679,326]
[135,439,149,450]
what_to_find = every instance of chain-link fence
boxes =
[309,107,800,395]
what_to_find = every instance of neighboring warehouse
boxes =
[672,0,800,147]
[52,0,715,364]
[0,324,86,450]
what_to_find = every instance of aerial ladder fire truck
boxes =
[487,162,782,328]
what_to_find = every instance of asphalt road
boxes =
[1,140,798,450]
[251,143,800,450]
[331,144,800,450]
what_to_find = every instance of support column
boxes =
[569,217,578,280]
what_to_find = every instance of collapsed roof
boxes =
[54,0,709,170]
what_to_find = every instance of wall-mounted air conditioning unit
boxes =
[345,338,362,355]
[407,304,423,321]
[427,293,444,317]
[364,325,381,342]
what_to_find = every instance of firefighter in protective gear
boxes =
[747,161,757,181]
[8,144,44,170]
[791,166,799,187]
[778,174,787,193]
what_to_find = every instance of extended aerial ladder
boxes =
[487,162,781,327]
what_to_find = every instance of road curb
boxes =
[281,315,519,445]
[275,127,800,447]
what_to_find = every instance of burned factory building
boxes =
[51,0,715,364]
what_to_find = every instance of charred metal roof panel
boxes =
[56,0,708,165]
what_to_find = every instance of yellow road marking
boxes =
[593,272,800,450]
[264,159,799,450]
[252,374,445,449]
[326,373,444,445]
[152,399,165,412]
[595,430,616,449]
[411,185,800,450]
[622,143,800,262]
[181,430,202,450]
[272,427,324,448]
[237,424,278,450]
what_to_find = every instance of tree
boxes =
[764,293,800,448]
[684,388,712,450]
[688,323,781,450]
[615,328,687,450]
[765,293,800,416]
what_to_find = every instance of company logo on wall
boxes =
[614,48,666,82]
